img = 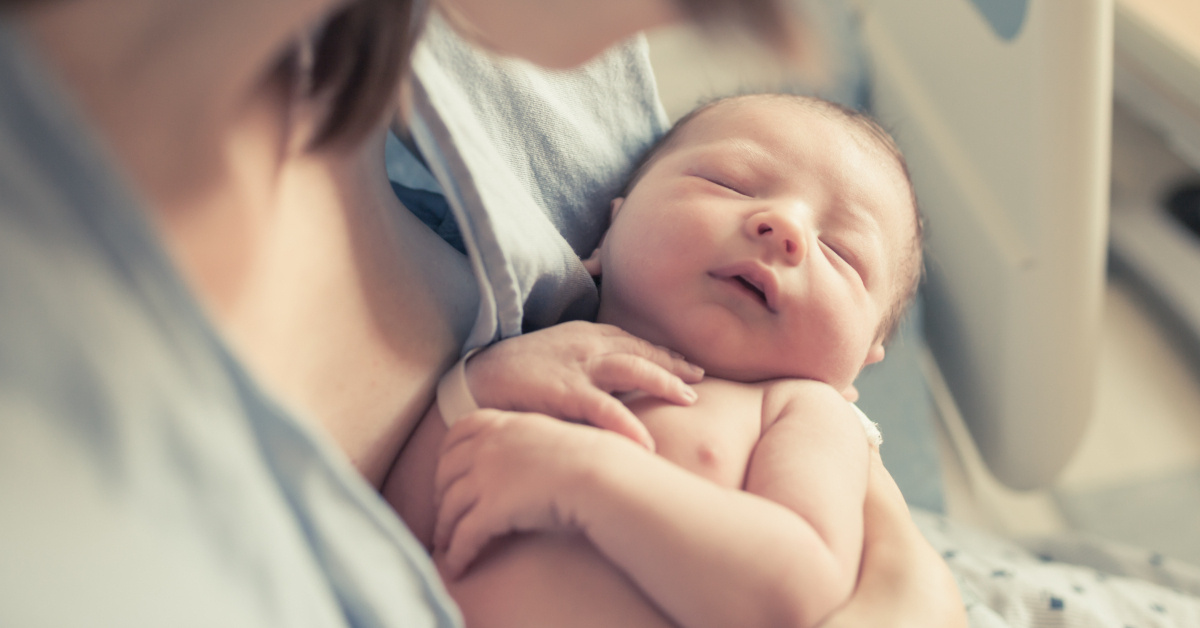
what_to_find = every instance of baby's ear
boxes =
[609,197,624,219]
[582,198,625,277]
[863,342,885,367]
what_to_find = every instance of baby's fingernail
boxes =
[684,387,699,403]
[688,363,705,376]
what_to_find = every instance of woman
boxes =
[0,0,962,626]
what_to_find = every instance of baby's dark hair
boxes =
[623,93,923,344]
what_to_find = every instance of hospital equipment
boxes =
[1107,0,1200,369]
[856,0,1113,490]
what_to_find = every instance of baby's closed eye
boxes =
[694,174,749,197]
[820,239,866,282]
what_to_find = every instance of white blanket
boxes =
[914,510,1200,627]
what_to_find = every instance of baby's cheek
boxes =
[808,303,867,385]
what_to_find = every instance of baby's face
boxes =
[594,98,914,390]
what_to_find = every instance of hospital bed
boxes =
[856,0,1112,493]
[396,1,1200,624]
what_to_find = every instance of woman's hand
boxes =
[816,450,967,628]
[463,321,704,450]
[432,409,633,578]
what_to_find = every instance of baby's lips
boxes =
[711,261,781,313]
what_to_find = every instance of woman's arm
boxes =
[816,449,968,628]
[434,380,869,628]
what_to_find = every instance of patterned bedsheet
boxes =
[914,510,1200,627]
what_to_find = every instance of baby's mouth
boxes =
[735,275,768,305]
[711,263,779,312]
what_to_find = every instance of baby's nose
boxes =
[748,208,808,264]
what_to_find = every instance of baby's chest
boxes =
[624,380,767,488]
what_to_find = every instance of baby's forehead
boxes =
[673,97,912,214]
[673,95,833,140]
[666,96,895,177]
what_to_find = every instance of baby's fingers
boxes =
[433,416,490,498]
[439,509,500,580]
[569,389,654,450]
[597,326,704,384]
[433,475,479,552]
[591,354,700,407]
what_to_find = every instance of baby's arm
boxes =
[435,380,870,628]
[444,320,703,448]
[386,319,702,547]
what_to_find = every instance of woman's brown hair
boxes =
[302,0,431,149]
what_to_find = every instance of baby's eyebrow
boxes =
[723,139,781,173]
[695,138,780,175]
[837,203,882,233]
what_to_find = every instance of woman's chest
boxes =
[227,149,479,485]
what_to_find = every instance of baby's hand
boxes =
[433,410,626,577]
[463,321,703,450]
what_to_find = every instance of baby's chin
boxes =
[687,353,845,389]
[599,313,853,389]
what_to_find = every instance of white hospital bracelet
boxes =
[851,403,884,447]
[437,347,482,427]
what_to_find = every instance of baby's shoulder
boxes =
[759,379,882,446]
[759,379,856,426]
[760,377,845,404]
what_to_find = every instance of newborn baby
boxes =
[386,93,923,628]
